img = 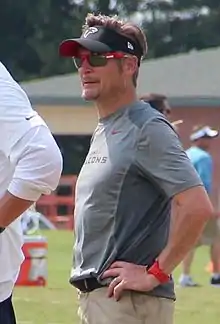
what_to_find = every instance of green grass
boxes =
[14,231,220,324]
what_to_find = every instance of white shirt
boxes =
[0,62,63,302]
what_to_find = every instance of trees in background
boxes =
[1,0,219,81]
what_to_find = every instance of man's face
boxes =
[76,48,137,102]
[163,100,171,120]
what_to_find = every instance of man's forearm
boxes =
[0,191,34,227]
[157,196,213,274]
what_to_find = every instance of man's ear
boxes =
[124,56,138,76]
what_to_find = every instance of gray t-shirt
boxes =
[71,101,202,300]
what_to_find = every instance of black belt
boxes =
[70,277,104,293]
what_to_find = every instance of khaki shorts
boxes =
[78,287,174,324]
[197,219,220,246]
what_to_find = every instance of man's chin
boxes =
[82,91,99,101]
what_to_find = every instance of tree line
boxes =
[1,0,219,81]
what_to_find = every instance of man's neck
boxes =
[96,89,137,119]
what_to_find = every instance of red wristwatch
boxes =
[147,260,170,284]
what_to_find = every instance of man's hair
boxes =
[82,13,147,87]
[140,93,168,114]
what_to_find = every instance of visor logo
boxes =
[83,27,98,38]
[127,42,134,50]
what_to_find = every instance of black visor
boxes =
[59,26,143,62]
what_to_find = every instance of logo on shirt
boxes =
[25,115,35,121]
[111,129,121,135]
[84,155,107,165]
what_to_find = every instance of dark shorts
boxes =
[0,295,16,324]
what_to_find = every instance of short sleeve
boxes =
[135,118,203,198]
[195,156,212,193]
[8,126,63,201]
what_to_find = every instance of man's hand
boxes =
[101,261,160,301]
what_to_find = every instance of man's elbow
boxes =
[174,186,214,223]
[193,197,214,223]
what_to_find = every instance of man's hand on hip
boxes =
[101,261,160,301]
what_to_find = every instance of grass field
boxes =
[14,230,220,324]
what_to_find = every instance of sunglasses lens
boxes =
[73,55,109,68]
[89,55,108,67]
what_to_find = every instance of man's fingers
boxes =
[101,268,121,279]
[107,277,121,297]
[109,261,128,269]
[113,281,125,301]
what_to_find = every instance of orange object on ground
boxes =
[206,261,213,273]
[16,236,48,286]
[205,261,220,273]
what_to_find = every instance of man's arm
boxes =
[0,192,33,227]
[0,126,62,229]
[136,119,214,273]
[102,118,214,300]
[158,185,213,274]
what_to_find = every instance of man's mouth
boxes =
[83,81,99,86]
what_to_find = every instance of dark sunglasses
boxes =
[73,52,130,69]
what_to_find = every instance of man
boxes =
[59,13,213,324]
[140,93,183,129]
[0,61,63,324]
[178,125,220,287]
[140,93,171,118]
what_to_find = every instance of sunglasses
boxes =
[73,52,129,69]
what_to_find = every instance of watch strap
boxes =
[147,260,170,284]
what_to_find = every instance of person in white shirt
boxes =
[0,61,63,324]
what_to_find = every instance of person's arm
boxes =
[135,118,213,274]
[0,126,63,228]
[0,192,33,228]
[158,185,213,274]
[102,118,213,300]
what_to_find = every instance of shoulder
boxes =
[140,115,177,139]
[0,62,31,110]
[137,116,182,156]
[127,100,166,130]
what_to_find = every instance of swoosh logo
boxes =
[111,130,121,135]
[25,115,35,121]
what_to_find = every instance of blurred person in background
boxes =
[60,13,213,324]
[139,93,171,119]
[0,61,63,324]
[140,93,183,131]
[21,204,41,235]
[178,125,220,287]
